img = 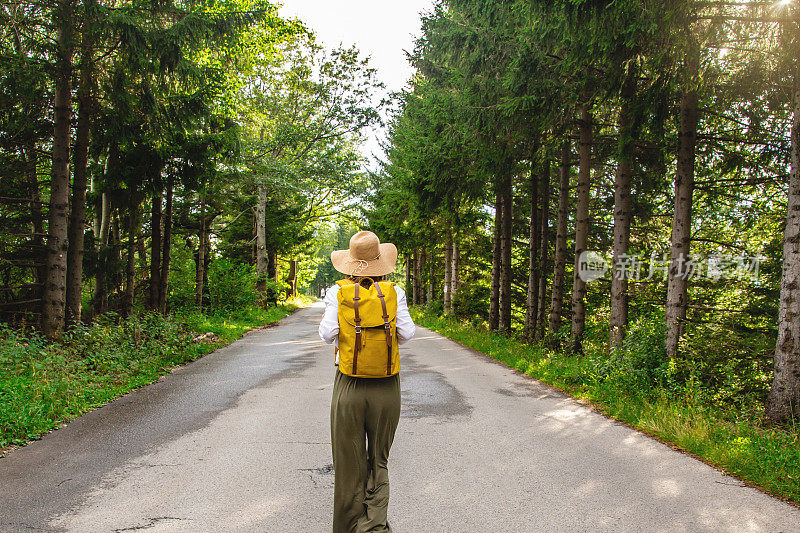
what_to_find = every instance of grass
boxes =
[0,301,304,453]
[411,307,800,506]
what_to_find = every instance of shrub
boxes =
[259,278,287,306]
[452,283,490,320]
[208,257,259,313]
[590,311,679,396]
[425,298,444,316]
[0,313,194,447]
[166,240,200,313]
[682,316,774,413]
[0,325,48,378]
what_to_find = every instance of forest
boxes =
[1,0,799,501]
[0,0,385,446]
[0,0,383,326]
[369,0,800,430]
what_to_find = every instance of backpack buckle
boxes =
[354,326,362,334]
[384,323,391,330]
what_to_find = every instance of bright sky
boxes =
[277,0,435,171]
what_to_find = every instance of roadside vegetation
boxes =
[368,0,800,433]
[411,306,800,505]
[0,259,312,452]
[1,1,369,451]
[360,0,800,506]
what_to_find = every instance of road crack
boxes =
[112,516,189,531]
[300,463,334,488]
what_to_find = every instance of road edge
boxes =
[418,324,800,512]
[0,305,306,459]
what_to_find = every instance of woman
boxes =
[318,231,416,533]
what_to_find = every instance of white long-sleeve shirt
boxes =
[319,283,416,365]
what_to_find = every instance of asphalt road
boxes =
[1,302,799,532]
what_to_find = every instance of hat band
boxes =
[346,253,381,275]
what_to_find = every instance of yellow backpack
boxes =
[335,277,400,377]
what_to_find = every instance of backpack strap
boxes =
[334,279,351,366]
[353,281,361,375]
[373,282,393,375]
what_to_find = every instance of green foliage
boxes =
[312,221,360,291]
[682,315,775,415]
[0,314,192,448]
[167,239,200,314]
[363,0,799,429]
[239,34,383,272]
[0,0,374,331]
[589,312,677,394]
[452,283,490,321]
[425,298,445,317]
[411,306,800,504]
[0,302,297,451]
[260,277,288,305]
[208,257,259,313]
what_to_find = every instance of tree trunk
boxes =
[451,237,459,309]
[536,160,552,341]
[251,210,257,265]
[124,201,138,317]
[91,181,99,272]
[149,183,162,310]
[406,253,414,303]
[260,250,277,304]
[109,209,125,292]
[65,30,93,327]
[427,251,434,304]
[500,175,513,333]
[158,175,173,313]
[256,184,268,297]
[137,234,147,273]
[489,190,503,330]
[195,191,206,311]
[610,74,637,351]
[112,210,122,293]
[766,79,800,423]
[415,250,423,305]
[25,142,47,286]
[268,251,277,281]
[420,248,428,304]
[549,140,571,351]
[666,52,699,361]
[525,151,542,341]
[288,259,298,298]
[444,233,452,314]
[412,250,420,305]
[203,237,210,299]
[41,1,74,339]
[571,105,592,355]
[93,193,110,317]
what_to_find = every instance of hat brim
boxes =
[331,243,398,277]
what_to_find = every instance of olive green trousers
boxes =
[330,369,401,533]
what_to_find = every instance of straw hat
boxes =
[331,231,398,277]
